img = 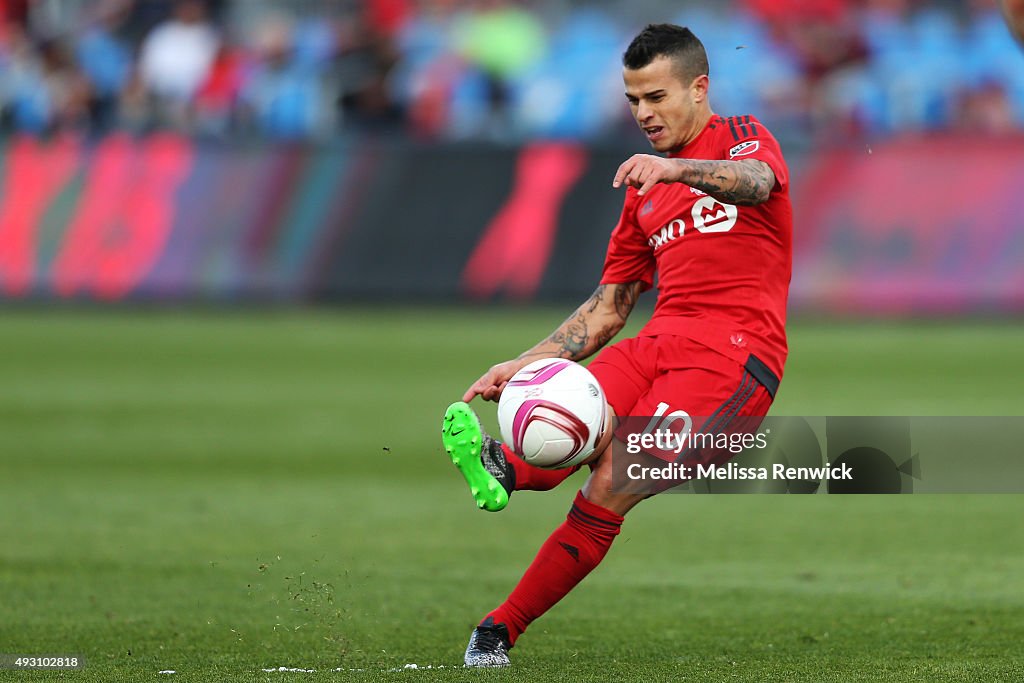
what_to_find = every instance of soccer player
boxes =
[441,23,791,667]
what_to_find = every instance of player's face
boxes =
[623,56,709,154]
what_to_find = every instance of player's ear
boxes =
[691,74,709,103]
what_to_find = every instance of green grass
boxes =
[1,309,1022,682]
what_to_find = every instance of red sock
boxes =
[504,444,578,491]
[484,491,623,644]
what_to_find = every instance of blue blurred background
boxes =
[2,0,1023,141]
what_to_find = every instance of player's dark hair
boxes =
[622,24,709,84]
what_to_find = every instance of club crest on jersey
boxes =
[691,196,738,233]
[729,140,760,158]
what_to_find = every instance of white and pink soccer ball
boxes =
[497,358,609,469]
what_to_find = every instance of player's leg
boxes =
[464,337,779,667]
[464,432,635,666]
[463,338,654,666]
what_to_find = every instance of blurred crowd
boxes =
[1,0,1022,143]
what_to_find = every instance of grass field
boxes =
[1,309,1023,682]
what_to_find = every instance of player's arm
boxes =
[518,281,643,363]
[462,281,644,402]
[613,154,776,206]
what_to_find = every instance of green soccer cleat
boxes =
[441,402,514,512]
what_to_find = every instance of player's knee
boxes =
[584,459,615,499]
[581,448,646,516]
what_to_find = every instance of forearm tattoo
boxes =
[613,281,641,320]
[547,313,590,359]
[520,282,643,362]
[584,285,606,313]
[675,158,775,205]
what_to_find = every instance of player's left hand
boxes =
[462,358,531,403]
[612,154,683,196]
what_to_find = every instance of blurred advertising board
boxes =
[1,133,1022,311]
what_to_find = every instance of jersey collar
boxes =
[668,114,715,158]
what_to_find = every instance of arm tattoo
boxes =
[585,285,606,313]
[613,281,642,321]
[519,282,644,362]
[548,312,589,358]
[674,158,775,206]
[594,326,617,349]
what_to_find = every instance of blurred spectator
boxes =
[335,5,404,132]
[76,0,134,132]
[3,28,91,134]
[511,7,624,140]
[138,1,219,110]
[0,0,28,28]
[743,0,865,80]
[955,80,1017,133]
[238,14,334,139]
[366,0,413,39]
[449,0,546,139]
[455,0,544,80]
[1002,0,1024,43]
[393,0,464,138]
[193,39,247,137]
[742,0,870,138]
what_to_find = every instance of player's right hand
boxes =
[612,154,684,196]
[463,359,530,403]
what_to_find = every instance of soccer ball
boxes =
[497,358,608,469]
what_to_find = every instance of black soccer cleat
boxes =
[480,432,516,497]
[464,618,512,667]
[442,402,516,511]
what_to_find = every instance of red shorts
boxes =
[588,335,781,492]
[588,335,777,422]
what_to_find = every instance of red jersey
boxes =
[600,114,792,378]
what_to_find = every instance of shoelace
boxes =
[473,627,508,653]
[480,438,507,476]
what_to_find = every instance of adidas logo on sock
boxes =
[558,542,580,562]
